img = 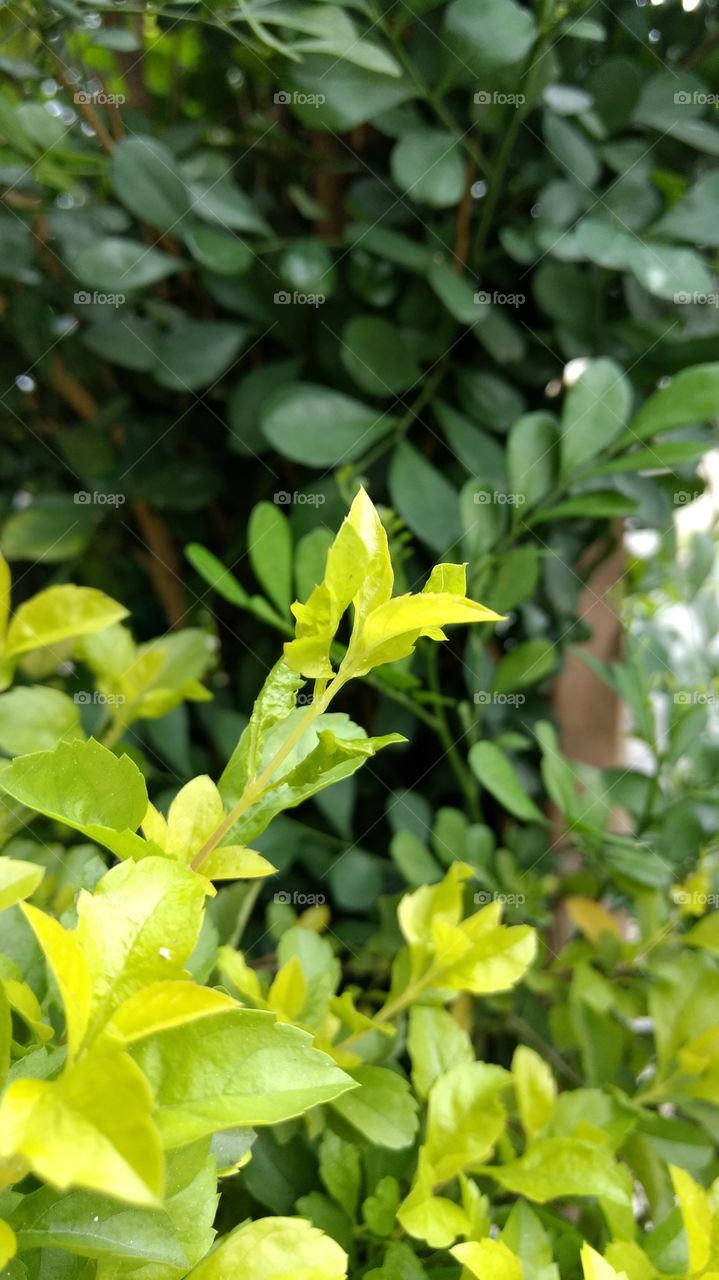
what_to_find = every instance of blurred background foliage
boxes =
[1,0,719,946]
[4,1,719,1273]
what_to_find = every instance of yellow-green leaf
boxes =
[0,1219,16,1268]
[670,1164,712,1275]
[76,856,206,1039]
[424,1062,510,1181]
[345,485,393,625]
[0,552,10,644]
[398,861,469,946]
[218,947,265,1004]
[4,975,52,1045]
[452,1238,523,1280]
[444,909,536,995]
[603,1243,652,1280]
[165,775,223,860]
[0,738,151,863]
[0,1040,163,1206]
[202,844,275,880]
[330,1065,418,1150]
[580,1243,628,1280]
[285,518,368,678]
[142,799,168,848]
[21,902,91,1058]
[4,586,128,658]
[189,1215,347,1280]
[398,1150,469,1248]
[407,1006,474,1099]
[0,858,44,911]
[512,1045,556,1140]
[485,1137,632,1209]
[352,589,502,676]
[566,896,621,943]
[397,865,535,998]
[110,980,237,1042]
[283,488,501,680]
[0,686,84,756]
[130,1010,354,1147]
[269,956,308,1021]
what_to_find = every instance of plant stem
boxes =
[354,364,446,475]
[373,7,487,175]
[339,964,445,1051]
[426,647,480,820]
[473,94,529,264]
[191,669,349,870]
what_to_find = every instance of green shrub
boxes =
[1,493,719,1279]
[2,0,719,923]
[2,4,719,1275]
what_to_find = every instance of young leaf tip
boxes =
[283,488,503,680]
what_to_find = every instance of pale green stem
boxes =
[339,962,445,1051]
[191,667,351,870]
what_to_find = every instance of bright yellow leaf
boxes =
[0,1219,16,1268]
[670,1164,712,1274]
[202,844,275,880]
[0,552,10,644]
[217,947,266,1004]
[189,1215,347,1279]
[21,902,90,1058]
[0,1039,163,1206]
[512,1045,556,1139]
[4,978,53,1044]
[580,1243,628,1280]
[0,858,44,912]
[397,1149,469,1248]
[166,775,224,860]
[4,585,128,658]
[451,1238,523,1279]
[141,799,168,848]
[110,980,237,1042]
[269,956,308,1021]
[566,896,621,943]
